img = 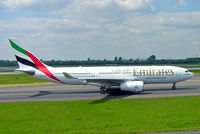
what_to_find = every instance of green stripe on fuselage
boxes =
[9,39,28,56]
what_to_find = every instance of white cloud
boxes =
[1,0,37,10]
[178,0,186,6]
[192,41,200,45]
[115,0,152,10]
[0,1,200,60]
[0,0,71,11]
[1,11,200,60]
[84,0,112,8]
[0,0,153,12]
[83,0,153,10]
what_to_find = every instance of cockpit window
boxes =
[185,70,189,73]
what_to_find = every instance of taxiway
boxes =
[0,76,200,102]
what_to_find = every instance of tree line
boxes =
[1,55,200,67]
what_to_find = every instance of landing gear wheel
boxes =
[100,90,105,94]
[172,83,176,90]
[172,86,176,90]
[106,88,112,94]
[100,87,106,94]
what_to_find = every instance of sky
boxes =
[0,0,200,60]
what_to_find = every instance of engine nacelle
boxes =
[120,81,144,92]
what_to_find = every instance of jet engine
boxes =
[120,81,144,92]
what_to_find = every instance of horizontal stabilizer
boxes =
[15,69,35,75]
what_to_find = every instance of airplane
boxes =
[9,39,194,94]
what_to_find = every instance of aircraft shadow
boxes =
[89,92,151,104]
[28,90,151,103]
[28,90,100,98]
[27,85,198,102]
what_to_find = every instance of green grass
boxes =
[0,74,47,85]
[0,96,200,134]
[191,70,200,75]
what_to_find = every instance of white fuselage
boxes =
[33,66,193,88]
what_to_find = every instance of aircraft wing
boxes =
[85,79,124,86]
[63,72,134,87]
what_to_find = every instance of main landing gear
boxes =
[100,87,112,94]
[100,87,106,94]
[172,83,176,90]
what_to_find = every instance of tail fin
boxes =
[9,39,63,83]
[9,39,47,70]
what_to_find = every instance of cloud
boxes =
[1,11,200,60]
[192,41,200,45]
[115,0,153,10]
[178,0,186,6]
[83,0,153,10]
[0,0,71,11]
[0,1,200,60]
[1,0,37,10]
[84,0,112,8]
[0,0,153,12]
[156,12,200,28]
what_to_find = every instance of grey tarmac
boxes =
[0,76,200,102]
